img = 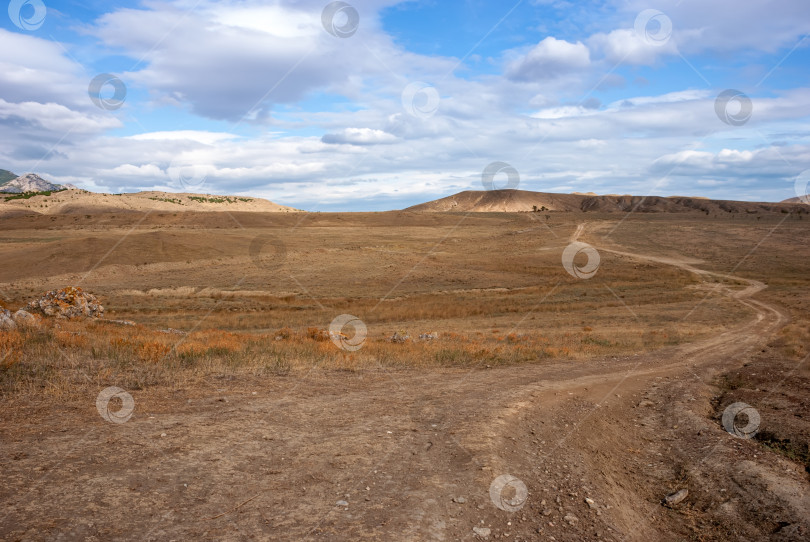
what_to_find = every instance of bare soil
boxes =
[0,211,808,541]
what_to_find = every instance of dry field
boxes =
[0,209,808,541]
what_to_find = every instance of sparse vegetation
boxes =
[1,210,808,541]
[149,196,184,205]
[187,195,252,204]
[3,189,66,201]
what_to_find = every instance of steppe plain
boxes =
[0,199,808,541]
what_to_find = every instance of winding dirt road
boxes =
[1,222,807,541]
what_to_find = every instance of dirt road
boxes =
[1,222,807,541]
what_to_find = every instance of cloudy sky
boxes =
[1,0,809,210]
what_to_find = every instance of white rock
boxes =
[0,310,16,331]
[12,310,38,329]
[664,489,688,507]
[472,526,491,538]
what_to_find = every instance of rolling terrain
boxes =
[0,200,808,541]
[406,189,809,215]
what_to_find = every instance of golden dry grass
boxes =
[0,211,805,400]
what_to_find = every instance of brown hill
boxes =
[781,196,809,204]
[0,190,301,216]
[405,189,809,215]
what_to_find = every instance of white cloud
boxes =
[0,29,89,107]
[108,164,165,177]
[506,37,591,81]
[3,0,810,209]
[589,28,678,65]
[89,0,441,122]
[322,127,397,145]
[622,0,810,55]
[650,145,809,181]
[0,99,121,134]
[531,105,595,119]
[129,131,240,144]
[605,90,709,108]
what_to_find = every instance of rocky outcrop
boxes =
[25,287,104,319]
[0,173,77,194]
[11,309,39,329]
[389,330,410,343]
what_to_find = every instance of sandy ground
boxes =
[0,215,808,541]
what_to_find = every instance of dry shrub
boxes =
[55,330,88,349]
[183,329,244,355]
[306,327,329,341]
[275,327,294,340]
[0,331,23,368]
[137,341,172,363]
[771,322,810,359]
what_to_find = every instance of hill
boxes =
[405,189,808,215]
[781,196,809,204]
[0,173,78,194]
[0,169,17,185]
[0,189,301,216]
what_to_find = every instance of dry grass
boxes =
[2,211,801,401]
[0,301,730,402]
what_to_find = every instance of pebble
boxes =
[472,526,491,538]
[563,514,579,525]
[664,489,688,507]
[453,497,467,504]
[585,497,596,509]
[336,500,348,507]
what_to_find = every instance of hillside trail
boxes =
[1,223,807,542]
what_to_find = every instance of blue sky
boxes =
[1,0,809,210]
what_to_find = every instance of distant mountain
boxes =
[405,189,809,215]
[781,196,808,204]
[0,169,17,185]
[0,173,78,194]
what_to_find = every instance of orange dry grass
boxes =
[102,327,249,363]
[55,330,88,349]
[0,331,23,368]
[0,303,731,399]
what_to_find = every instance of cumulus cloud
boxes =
[89,0,438,122]
[506,37,591,81]
[0,29,89,107]
[589,28,678,65]
[2,0,809,209]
